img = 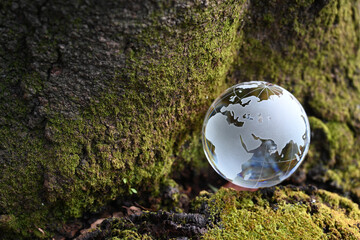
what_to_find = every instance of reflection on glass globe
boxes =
[202,81,310,188]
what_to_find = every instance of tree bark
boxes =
[0,0,359,238]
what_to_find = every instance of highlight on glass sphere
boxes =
[202,81,310,189]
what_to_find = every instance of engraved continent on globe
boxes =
[202,81,310,188]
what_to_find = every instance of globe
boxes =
[202,81,310,188]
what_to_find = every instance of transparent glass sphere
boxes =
[202,81,310,188]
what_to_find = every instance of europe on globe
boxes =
[202,81,310,188]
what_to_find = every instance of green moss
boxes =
[305,117,332,168]
[1,0,359,237]
[304,117,360,193]
[87,186,360,239]
[200,187,360,239]
[231,0,360,196]
[92,218,153,240]
[323,122,360,192]
[0,0,248,237]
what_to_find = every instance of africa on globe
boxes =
[202,81,310,188]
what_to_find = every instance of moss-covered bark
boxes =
[201,187,360,239]
[0,0,359,239]
[0,0,246,238]
[78,186,360,239]
[229,0,360,198]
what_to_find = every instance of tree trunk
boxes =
[0,0,359,238]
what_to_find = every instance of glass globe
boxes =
[202,81,310,188]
